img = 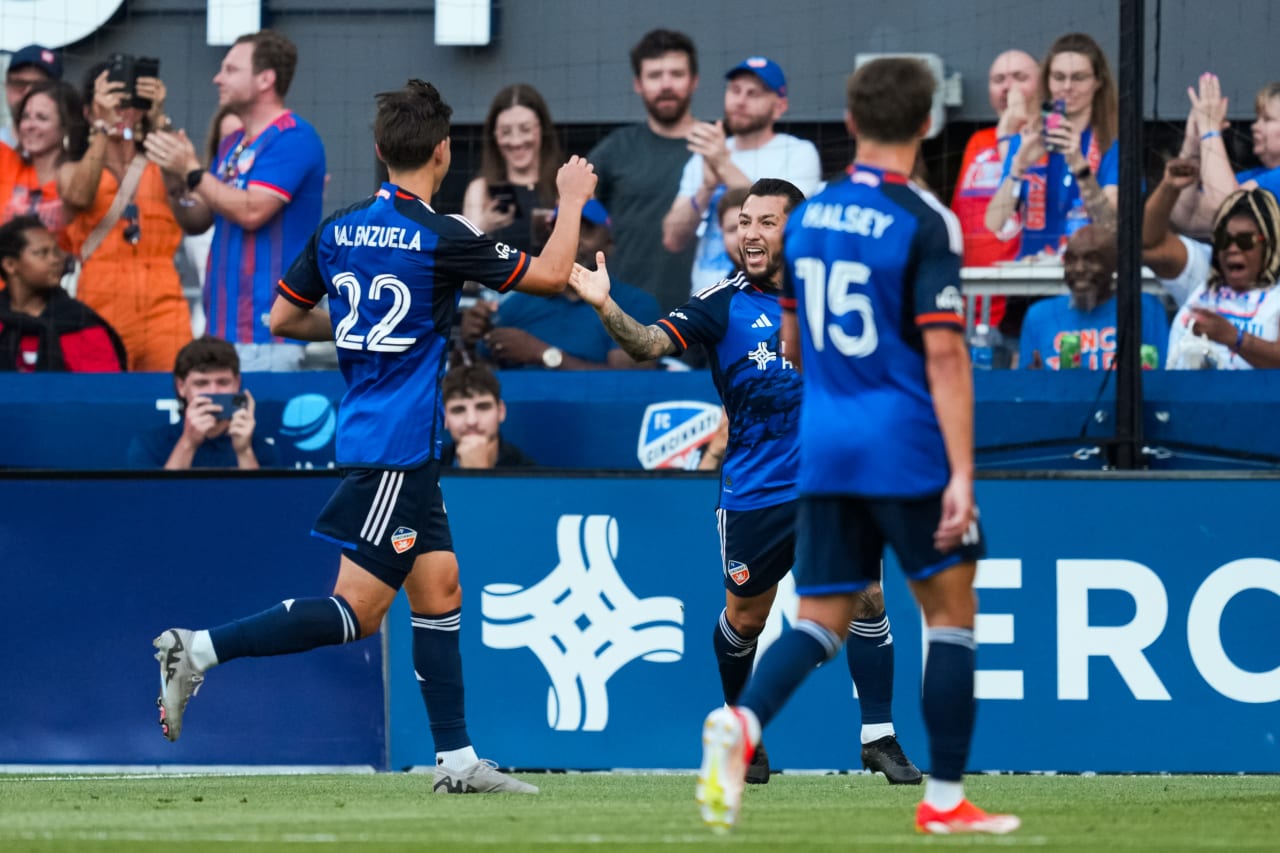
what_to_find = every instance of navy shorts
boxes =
[794,493,986,595]
[718,501,796,598]
[312,463,453,590]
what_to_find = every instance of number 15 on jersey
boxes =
[793,258,878,357]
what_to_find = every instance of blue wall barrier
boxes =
[2,472,1277,772]
[3,371,1280,471]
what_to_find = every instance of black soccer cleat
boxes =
[860,735,922,785]
[745,739,770,784]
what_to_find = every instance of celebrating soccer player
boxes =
[569,177,919,787]
[152,79,597,794]
[694,58,1019,835]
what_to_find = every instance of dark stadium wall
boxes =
[33,0,1273,211]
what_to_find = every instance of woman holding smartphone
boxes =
[985,32,1119,258]
[462,84,564,252]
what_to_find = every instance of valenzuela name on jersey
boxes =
[333,224,423,251]
[276,183,530,470]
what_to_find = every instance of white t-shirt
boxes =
[676,133,821,295]
[1164,236,1280,369]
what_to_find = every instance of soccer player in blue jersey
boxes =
[568,178,919,786]
[693,59,1019,835]
[152,79,598,794]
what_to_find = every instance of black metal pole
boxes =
[1114,0,1145,469]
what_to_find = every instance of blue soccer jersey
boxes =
[658,271,800,511]
[278,183,531,468]
[781,165,966,499]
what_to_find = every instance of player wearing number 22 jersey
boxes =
[278,184,529,469]
[780,164,967,498]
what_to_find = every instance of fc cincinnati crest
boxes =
[390,526,418,554]
[637,401,722,470]
[728,560,750,586]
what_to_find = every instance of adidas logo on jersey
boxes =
[751,314,773,329]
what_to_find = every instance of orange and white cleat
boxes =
[915,798,1021,835]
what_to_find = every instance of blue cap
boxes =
[7,45,62,80]
[725,56,786,96]
[553,199,612,232]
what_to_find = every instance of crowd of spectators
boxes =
[4,25,1279,465]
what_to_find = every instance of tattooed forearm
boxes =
[600,299,675,362]
[1078,174,1117,235]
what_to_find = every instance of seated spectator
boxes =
[1,45,62,148]
[1170,74,1280,238]
[0,215,124,371]
[462,84,563,252]
[1145,160,1280,369]
[460,200,659,369]
[951,49,1039,329]
[440,363,536,469]
[985,33,1119,257]
[127,336,278,469]
[0,79,88,247]
[65,63,202,372]
[1020,224,1168,370]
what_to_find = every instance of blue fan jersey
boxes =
[278,183,530,468]
[781,166,966,499]
[658,271,799,510]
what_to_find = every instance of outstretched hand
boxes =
[568,251,612,309]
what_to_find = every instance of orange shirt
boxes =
[0,142,73,250]
[65,159,191,371]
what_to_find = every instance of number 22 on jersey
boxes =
[331,272,418,353]
[793,258,878,357]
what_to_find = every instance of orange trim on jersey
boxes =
[778,296,797,310]
[498,252,530,291]
[277,279,318,306]
[657,318,687,350]
[916,312,964,327]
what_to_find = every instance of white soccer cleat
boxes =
[696,706,751,833]
[432,759,539,794]
[153,628,205,742]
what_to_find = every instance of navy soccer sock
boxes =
[208,596,358,662]
[738,619,843,730]
[412,608,472,753]
[921,627,977,782]
[845,611,895,726]
[713,609,759,705]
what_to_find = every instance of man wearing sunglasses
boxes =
[1019,224,1169,370]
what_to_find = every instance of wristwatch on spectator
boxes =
[185,168,205,192]
[541,346,563,369]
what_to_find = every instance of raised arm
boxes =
[1172,73,1236,237]
[568,251,677,361]
[518,156,597,294]
[984,120,1045,236]
[57,71,122,212]
[1142,158,1196,279]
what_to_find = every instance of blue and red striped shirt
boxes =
[204,111,326,343]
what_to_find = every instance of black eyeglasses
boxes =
[122,203,141,246]
[1215,231,1264,252]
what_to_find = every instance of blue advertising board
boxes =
[1,473,1277,772]
[3,371,1280,472]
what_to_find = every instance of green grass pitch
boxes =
[0,772,1277,851]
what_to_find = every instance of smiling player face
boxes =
[737,193,789,288]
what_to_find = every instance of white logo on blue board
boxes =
[481,515,684,731]
[280,393,336,451]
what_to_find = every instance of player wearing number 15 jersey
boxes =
[694,59,1018,836]
[151,80,597,795]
